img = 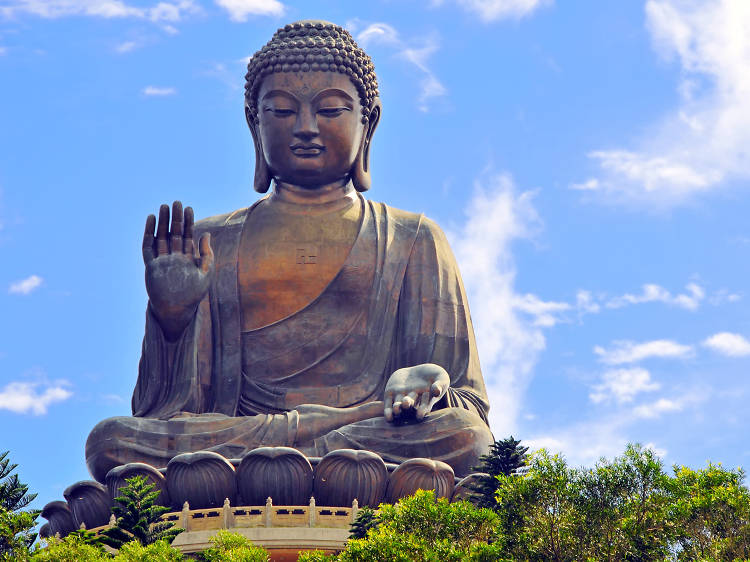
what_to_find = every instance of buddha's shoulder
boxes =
[193,207,252,234]
[372,200,448,244]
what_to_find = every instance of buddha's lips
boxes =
[291,144,325,157]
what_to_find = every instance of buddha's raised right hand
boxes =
[143,201,214,341]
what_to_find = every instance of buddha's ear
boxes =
[246,105,272,193]
[352,99,382,193]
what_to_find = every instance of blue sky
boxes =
[2,0,750,510]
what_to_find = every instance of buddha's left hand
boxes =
[383,363,450,422]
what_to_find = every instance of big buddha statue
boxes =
[85,20,493,485]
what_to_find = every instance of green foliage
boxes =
[348,506,378,539]
[0,451,38,558]
[0,451,37,512]
[32,533,106,561]
[198,530,268,561]
[471,436,528,509]
[0,508,37,561]
[113,539,185,561]
[99,475,182,549]
[668,463,750,561]
[297,550,329,562]
[315,490,500,561]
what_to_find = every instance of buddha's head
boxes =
[244,21,381,193]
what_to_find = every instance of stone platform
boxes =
[40,446,485,557]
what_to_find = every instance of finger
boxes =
[416,390,432,420]
[198,233,214,273]
[383,394,394,422]
[431,381,444,397]
[156,204,169,256]
[170,201,183,254]
[142,214,156,264]
[183,206,194,255]
[392,393,405,417]
[401,392,417,411]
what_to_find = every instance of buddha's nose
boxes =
[293,106,319,140]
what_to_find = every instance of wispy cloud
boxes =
[142,86,176,96]
[214,0,284,22]
[589,367,660,404]
[606,282,704,311]
[633,397,684,419]
[703,332,750,357]
[434,0,553,22]
[0,0,200,24]
[115,40,138,53]
[449,172,560,435]
[0,46,6,56]
[574,0,750,206]
[0,380,72,415]
[594,339,694,365]
[8,274,42,295]
[352,21,447,112]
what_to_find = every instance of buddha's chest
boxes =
[237,203,362,331]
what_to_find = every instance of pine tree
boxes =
[471,436,529,510]
[0,451,38,557]
[0,451,37,511]
[99,475,183,549]
[349,506,379,539]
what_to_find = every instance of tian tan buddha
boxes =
[85,20,493,484]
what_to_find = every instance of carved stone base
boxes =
[41,446,486,541]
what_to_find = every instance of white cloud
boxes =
[594,339,693,365]
[570,178,600,191]
[8,274,42,295]
[450,172,554,435]
[513,293,570,327]
[0,47,7,56]
[576,0,750,206]
[436,0,552,22]
[575,290,601,315]
[526,416,629,467]
[142,86,176,96]
[353,22,447,112]
[606,282,704,311]
[115,40,138,53]
[703,332,750,357]
[214,0,284,21]
[633,397,683,419]
[589,367,660,404]
[0,380,72,415]
[0,0,199,24]
[644,442,668,458]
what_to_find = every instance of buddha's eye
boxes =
[317,107,349,118]
[263,106,295,117]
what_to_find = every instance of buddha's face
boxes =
[257,71,365,188]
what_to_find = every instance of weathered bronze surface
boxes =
[85,20,492,486]
[237,447,314,506]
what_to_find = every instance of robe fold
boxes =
[86,196,492,481]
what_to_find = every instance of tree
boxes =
[349,506,378,539]
[99,475,182,549]
[471,436,528,509]
[0,451,38,559]
[668,462,750,560]
[307,490,500,561]
[113,539,185,561]
[0,509,37,561]
[32,533,106,562]
[198,530,268,562]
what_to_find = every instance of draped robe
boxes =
[86,195,492,481]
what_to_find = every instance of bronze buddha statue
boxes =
[85,20,493,484]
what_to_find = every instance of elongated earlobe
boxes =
[246,106,271,193]
[352,101,381,193]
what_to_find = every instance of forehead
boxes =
[258,71,359,101]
